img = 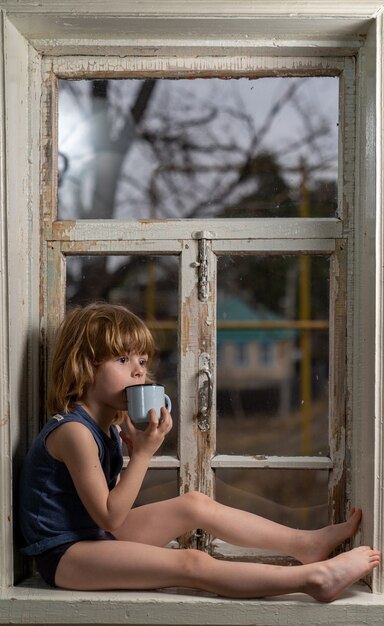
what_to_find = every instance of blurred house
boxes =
[217,295,297,395]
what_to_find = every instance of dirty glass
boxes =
[58,77,338,220]
[65,254,179,458]
[216,468,328,529]
[134,469,179,507]
[216,255,330,457]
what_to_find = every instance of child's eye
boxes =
[139,359,148,367]
[117,356,128,364]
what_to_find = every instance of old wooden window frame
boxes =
[45,57,348,561]
[1,2,384,624]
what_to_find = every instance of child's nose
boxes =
[133,362,145,377]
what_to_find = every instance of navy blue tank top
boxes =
[18,405,123,556]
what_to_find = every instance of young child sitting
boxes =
[18,302,380,600]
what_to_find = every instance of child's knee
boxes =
[182,490,213,514]
[179,491,215,525]
[181,548,212,582]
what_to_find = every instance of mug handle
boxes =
[164,394,172,414]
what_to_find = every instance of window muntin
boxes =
[58,77,338,220]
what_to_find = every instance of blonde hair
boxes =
[47,302,155,418]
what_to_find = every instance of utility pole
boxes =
[299,160,312,456]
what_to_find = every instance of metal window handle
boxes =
[197,366,213,432]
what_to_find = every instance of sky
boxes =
[58,76,338,220]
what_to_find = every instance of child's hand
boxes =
[120,407,172,461]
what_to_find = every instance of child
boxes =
[18,302,380,600]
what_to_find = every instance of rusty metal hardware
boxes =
[197,354,213,432]
[192,231,215,302]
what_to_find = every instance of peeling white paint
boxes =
[1,2,384,624]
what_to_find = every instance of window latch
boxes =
[197,353,213,432]
[192,231,215,302]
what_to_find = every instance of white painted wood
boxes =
[35,44,366,59]
[212,239,337,253]
[1,13,42,590]
[123,455,180,469]
[0,10,12,591]
[45,53,344,79]
[338,57,357,223]
[50,56,347,77]
[51,219,343,242]
[211,455,333,469]
[373,9,384,594]
[2,2,383,59]
[1,1,384,623]
[60,237,336,255]
[178,241,201,498]
[148,456,180,469]
[27,30,43,445]
[44,43,364,59]
[351,14,380,588]
[198,242,217,508]
[48,55,346,84]
[17,16,372,40]
[61,240,184,254]
[1,583,384,625]
[1,1,383,17]
[45,243,67,415]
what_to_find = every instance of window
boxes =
[258,342,274,368]
[53,75,339,549]
[236,344,250,368]
[1,3,384,625]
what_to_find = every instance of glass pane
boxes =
[58,77,338,219]
[216,255,329,457]
[216,469,328,529]
[134,470,178,507]
[65,255,179,456]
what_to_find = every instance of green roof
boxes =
[217,296,297,345]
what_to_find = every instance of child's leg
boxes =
[54,539,380,601]
[115,492,362,564]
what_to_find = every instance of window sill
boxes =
[1,578,384,625]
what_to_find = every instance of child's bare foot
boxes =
[305,546,381,602]
[293,508,362,565]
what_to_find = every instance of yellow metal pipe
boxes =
[299,162,312,457]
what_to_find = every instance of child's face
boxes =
[90,353,148,412]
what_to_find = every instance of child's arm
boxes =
[46,409,171,532]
